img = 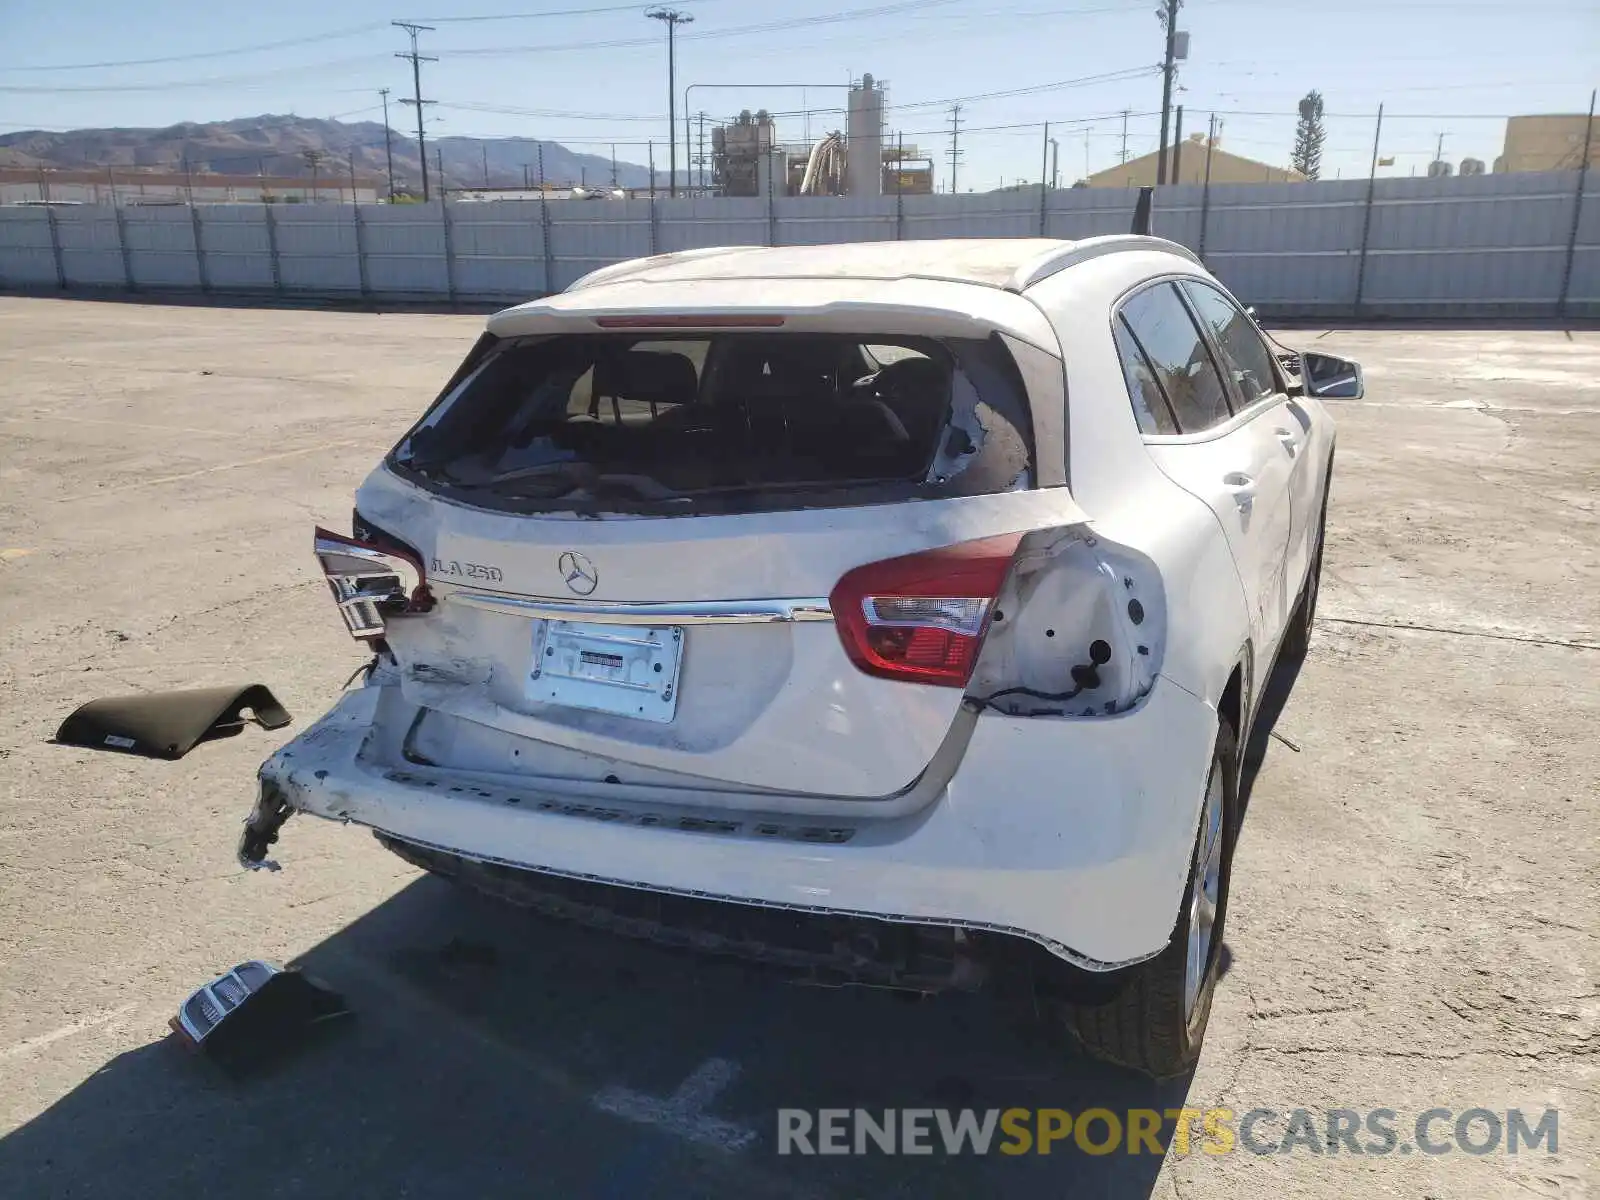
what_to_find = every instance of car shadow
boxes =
[0,875,1196,1199]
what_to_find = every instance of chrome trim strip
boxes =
[448,590,835,625]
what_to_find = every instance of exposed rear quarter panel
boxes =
[1025,251,1253,712]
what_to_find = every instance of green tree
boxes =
[1293,90,1327,179]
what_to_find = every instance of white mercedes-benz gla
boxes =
[242,236,1359,1076]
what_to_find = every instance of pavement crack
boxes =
[1245,1003,1364,1021]
[1322,616,1600,652]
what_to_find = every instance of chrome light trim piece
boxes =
[449,590,834,626]
[314,530,426,639]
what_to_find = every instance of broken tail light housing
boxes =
[829,533,1023,687]
[314,525,433,641]
[171,960,280,1046]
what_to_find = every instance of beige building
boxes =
[1085,134,1306,187]
[1497,114,1598,173]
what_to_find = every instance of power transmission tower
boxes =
[1156,0,1181,185]
[302,149,325,203]
[379,88,396,200]
[947,103,963,194]
[393,21,437,201]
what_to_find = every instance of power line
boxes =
[0,23,391,72]
[437,101,660,122]
[395,21,438,202]
[410,1,731,21]
[445,0,959,57]
[893,64,1159,111]
[0,55,389,94]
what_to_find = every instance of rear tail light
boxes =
[829,533,1022,687]
[314,525,432,641]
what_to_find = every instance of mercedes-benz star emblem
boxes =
[557,550,598,596]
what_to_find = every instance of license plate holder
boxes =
[529,620,683,723]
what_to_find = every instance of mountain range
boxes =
[0,114,661,192]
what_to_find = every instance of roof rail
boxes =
[566,246,756,292]
[1006,235,1203,293]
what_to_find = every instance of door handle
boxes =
[1222,472,1256,507]
[1275,428,1300,458]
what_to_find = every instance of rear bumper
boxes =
[251,675,1218,970]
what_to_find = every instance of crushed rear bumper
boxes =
[246,674,1218,972]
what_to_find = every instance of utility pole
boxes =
[697,112,708,191]
[347,151,358,205]
[649,141,657,198]
[523,163,531,191]
[1156,0,1180,185]
[1120,108,1130,163]
[379,88,396,200]
[1171,104,1185,183]
[482,143,490,188]
[394,21,437,202]
[611,144,618,188]
[436,148,445,199]
[947,103,963,194]
[646,8,693,198]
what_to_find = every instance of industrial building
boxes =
[709,75,933,198]
[1497,113,1599,173]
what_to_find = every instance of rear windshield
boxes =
[389,332,1032,515]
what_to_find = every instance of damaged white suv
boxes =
[242,237,1357,1076]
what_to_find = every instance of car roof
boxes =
[564,236,1201,296]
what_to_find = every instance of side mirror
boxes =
[1298,351,1364,400]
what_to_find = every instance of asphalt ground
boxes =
[0,297,1595,1199]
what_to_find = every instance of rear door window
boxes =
[1112,315,1179,435]
[1118,282,1232,433]
[392,332,1030,514]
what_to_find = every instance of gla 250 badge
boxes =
[430,558,503,583]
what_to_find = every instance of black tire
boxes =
[1279,493,1327,661]
[1049,719,1239,1078]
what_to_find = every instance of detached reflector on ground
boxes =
[170,962,350,1076]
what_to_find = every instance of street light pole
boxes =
[646,8,694,198]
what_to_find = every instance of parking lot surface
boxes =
[1,297,1595,1199]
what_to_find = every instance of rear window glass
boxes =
[391,333,1030,514]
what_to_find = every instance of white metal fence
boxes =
[2,170,1595,317]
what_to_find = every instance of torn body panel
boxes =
[247,668,1219,970]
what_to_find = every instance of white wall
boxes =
[1,171,1596,317]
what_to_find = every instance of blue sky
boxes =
[2,0,1595,186]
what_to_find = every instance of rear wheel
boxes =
[1047,719,1238,1078]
